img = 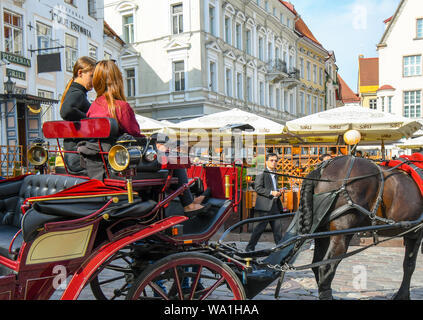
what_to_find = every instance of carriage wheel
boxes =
[126,252,246,300]
[89,248,140,300]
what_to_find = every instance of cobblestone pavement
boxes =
[51,238,423,300]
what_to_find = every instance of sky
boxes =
[290,0,401,93]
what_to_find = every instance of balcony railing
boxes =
[266,59,301,84]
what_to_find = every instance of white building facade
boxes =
[104,0,300,123]
[377,0,422,120]
[0,0,126,151]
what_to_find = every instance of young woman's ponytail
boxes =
[59,56,96,110]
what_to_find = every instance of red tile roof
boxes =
[359,57,379,87]
[338,75,361,104]
[104,21,125,46]
[279,1,298,15]
[295,17,322,46]
[377,85,396,91]
[384,16,393,24]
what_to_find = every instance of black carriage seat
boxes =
[165,197,231,236]
[0,174,88,259]
[22,197,157,244]
[0,174,158,260]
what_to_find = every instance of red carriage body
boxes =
[0,118,243,300]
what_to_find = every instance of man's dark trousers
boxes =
[246,201,282,252]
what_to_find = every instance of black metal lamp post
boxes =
[4,76,15,95]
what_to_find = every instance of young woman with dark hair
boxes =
[58,56,96,174]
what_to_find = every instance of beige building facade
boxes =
[104,0,301,123]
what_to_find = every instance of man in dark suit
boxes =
[246,153,283,252]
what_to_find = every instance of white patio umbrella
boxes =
[175,108,285,135]
[285,104,422,143]
[135,114,166,131]
[398,136,423,149]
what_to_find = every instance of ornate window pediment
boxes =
[206,40,223,53]
[116,1,138,12]
[223,2,236,15]
[164,39,191,52]
[224,50,236,61]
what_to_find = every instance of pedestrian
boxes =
[356,150,363,157]
[58,56,96,174]
[246,153,283,252]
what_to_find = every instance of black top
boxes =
[60,82,91,121]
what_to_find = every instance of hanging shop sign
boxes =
[1,51,31,67]
[6,68,26,81]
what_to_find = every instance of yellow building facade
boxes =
[296,18,328,116]
[358,56,379,109]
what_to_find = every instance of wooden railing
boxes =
[0,145,24,178]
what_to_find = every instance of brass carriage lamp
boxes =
[4,76,16,95]
[108,135,157,203]
[28,139,49,174]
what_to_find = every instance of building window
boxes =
[224,16,232,45]
[88,43,98,60]
[235,23,242,50]
[300,92,305,114]
[247,76,253,103]
[36,22,52,54]
[258,36,264,61]
[172,4,183,35]
[319,68,324,86]
[38,90,54,122]
[88,0,97,18]
[259,82,264,105]
[369,99,377,110]
[123,15,134,43]
[209,5,216,36]
[265,1,269,12]
[246,29,252,55]
[307,94,311,114]
[404,55,421,77]
[417,19,423,39]
[268,42,273,62]
[269,85,274,107]
[280,13,284,24]
[209,61,217,92]
[404,90,421,118]
[388,96,393,113]
[173,61,185,92]
[236,72,243,100]
[3,10,23,55]
[313,65,317,84]
[381,96,385,112]
[65,34,78,73]
[313,96,317,113]
[126,68,136,97]
[104,51,112,60]
[306,61,311,81]
[256,0,261,7]
[300,58,304,79]
[225,68,233,97]
[320,97,324,111]
[290,93,294,114]
[276,88,281,110]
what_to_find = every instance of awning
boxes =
[0,93,59,105]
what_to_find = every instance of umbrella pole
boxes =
[381,140,386,160]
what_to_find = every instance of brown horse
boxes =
[299,155,423,300]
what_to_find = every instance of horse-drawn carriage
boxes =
[0,118,422,300]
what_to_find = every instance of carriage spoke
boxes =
[188,265,203,300]
[173,267,184,300]
[199,277,225,300]
[148,281,169,300]
[97,275,126,286]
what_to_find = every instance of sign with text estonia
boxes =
[1,51,31,67]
